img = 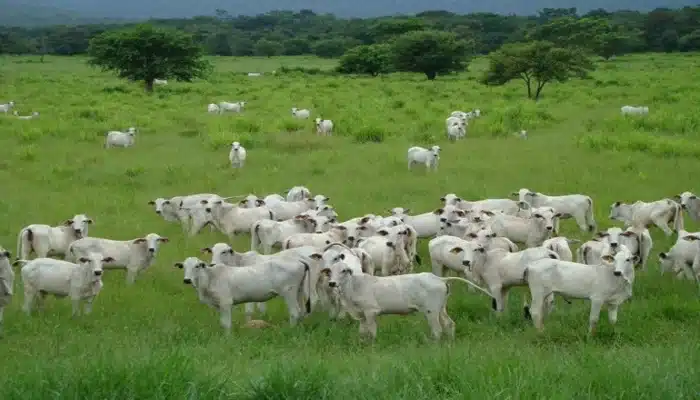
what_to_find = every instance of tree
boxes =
[337,44,393,76]
[481,41,594,100]
[312,38,359,58]
[391,30,469,80]
[253,39,282,57]
[87,24,210,92]
[679,29,700,51]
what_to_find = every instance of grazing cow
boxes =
[105,127,137,148]
[523,245,638,335]
[67,233,169,285]
[315,118,333,135]
[16,252,112,317]
[16,214,94,260]
[609,199,683,236]
[541,237,579,262]
[676,191,700,222]
[441,193,523,216]
[389,206,465,238]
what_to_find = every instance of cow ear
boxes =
[174,263,184,269]
[133,238,147,244]
[201,247,212,253]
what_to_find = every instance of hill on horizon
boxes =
[0,0,695,27]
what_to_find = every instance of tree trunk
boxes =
[425,70,436,80]
[534,81,546,101]
[144,79,154,93]
[526,81,532,98]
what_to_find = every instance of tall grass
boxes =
[0,53,699,399]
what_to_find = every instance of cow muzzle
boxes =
[74,229,83,237]
[462,260,471,267]
[610,242,619,248]
[328,281,337,288]
[184,278,192,284]
[613,271,622,277]
[148,248,155,253]
[94,270,102,276]
[545,226,553,231]
[155,210,162,215]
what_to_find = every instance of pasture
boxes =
[1,53,700,399]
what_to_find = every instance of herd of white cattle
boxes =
[1,185,699,340]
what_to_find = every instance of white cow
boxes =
[390,206,466,238]
[286,186,312,202]
[455,246,559,314]
[209,202,275,238]
[149,193,220,231]
[316,243,373,319]
[0,101,14,113]
[609,199,683,236]
[228,141,247,168]
[523,245,638,335]
[659,230,700,279]
[67,233,169,285]
[579,226,652,270]
[466,228,520,252]
[356,233,410,276]
[291,108,310,119]
[178,257,313,334]
[440,193,523,216]
[315,118,333,135]
[207,103,220,113]
[541,237,579,262]
[17,214,94,260]
[265,198,316,221]
[105,127,137,148]
[14,111,39,120]
[407,145,440,171]
[0,247,13,330]
[446,119,467,141]
[681,234,700,287]
[17,252,112,317]
[250,214,323,254]
[154,79,167,85]
[321,259,481,341]
[486,207,560,248]
[247,72,261,77]
[621,105,648,115]
[514,188,596,233]
[429,235,487,287]
[283,223,349,250]
[676,191,700,222]
[219,101,246,114]
[374,224,420,270]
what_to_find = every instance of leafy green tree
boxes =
[679,29,700,51]
[253,39,282,57]
[391,30,469,80]
[283,38,311,55]
[337,44,393,76]
[87,24,210,92]
[481,41,595,100]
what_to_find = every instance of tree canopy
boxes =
[87,24,211,92]
[481,41,595,100]
[391,30,469,80]
[337,43,393,76]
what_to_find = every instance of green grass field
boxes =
[1,53,700,399]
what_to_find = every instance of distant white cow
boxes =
[219,101,246,114]
[621,105,648,115]
[207,103,220,113]
[67,233,169,285]
[441,193,523,216]
[609,199,682,236]
[154,79,167,85]
[407,145,440,171]
[228,141,247,168]
[389,206,466,238]
[16,252,112,317]
[315,118,333,135]
[0,101,14,113]
[17,214,94,260]
[105,127,137,148]
[0,247,13,330]
[250,214,318,254]
[247,72,261,77]
[13,111,39,120]
[291,108,310,119]
[286,186,312,202]
[523,245,638,335]
[446,118,467,141]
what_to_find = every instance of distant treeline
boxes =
[1,7,699,57]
